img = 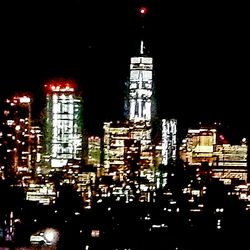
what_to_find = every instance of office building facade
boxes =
[0,95,32,175]
[44,80,83,168]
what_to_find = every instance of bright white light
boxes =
[91,230,100,238]
[140,7,146,14]
[44,228,58,243]
[20,96,31,103]
[15,125,21,131]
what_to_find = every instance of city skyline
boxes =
[0,2,249,249]
[0,1,248,137]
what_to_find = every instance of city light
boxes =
[0,5,248,249]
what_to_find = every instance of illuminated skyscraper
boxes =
[103,121,154,176]
[103,121,131,174]
[44,80,83,168]
[161,119,177,165]
[0,95,32,175]
[124,6,154,123]
[179,126,248,184]
[29,125,43,172]
[126,41,153,122]
[102,7,160,177]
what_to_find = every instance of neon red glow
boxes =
[139,7,147,15]
[45,79,76,93]
[219,135,225,140]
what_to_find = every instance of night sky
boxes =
[0,1,248,138]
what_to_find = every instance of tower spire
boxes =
[124,5,154,122]
[138,6,148,55]
[140,40,144,55]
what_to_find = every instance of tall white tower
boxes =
[128,41,153,122]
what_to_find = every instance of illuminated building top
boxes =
[128,54,153,122]
[44,79,76,94]
[124,6,154,123]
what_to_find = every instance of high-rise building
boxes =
[103,121,154,176]
[44,79,83,168]
[126,41,153,123]
[29,125,43,172]
[103,121,131,175]
[0,95,32,175]
[120,40,155,167]
[161,119,177,165]
[212,142,248,183]
[179,128,217,166]
[88,136,101,167]
[102,8,177,181]
[179,126,248,184]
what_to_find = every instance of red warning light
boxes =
[139,7,147,15]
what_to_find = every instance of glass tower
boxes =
[45,80,83,168]
[128,41,153,122]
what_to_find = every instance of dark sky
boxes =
[0,1,248,138]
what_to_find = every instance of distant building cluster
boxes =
[0,7,249,248]
[179,127,248,184]
[0,40,248,210]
